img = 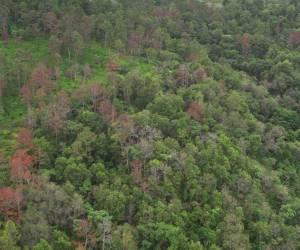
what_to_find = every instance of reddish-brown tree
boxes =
[115,114,135,141]
[288,31,300,48]
[43,12,59,34]
[17,128,33,149]
[0,79,6,110]
[44,91,70,139]
[185,52,199,63]
[186,101,204,122]
[20,84,33,107]
[10,149,34,183]
[57,91,70,110]
[73,85,90,108]
[0,79,6,96]
[130,159,148,191]
[28,64,54,92]
[21,64,55,108]
[106,59,120,72]
[75,219,97,249]
[73,84,104,110]
[240,33,251,54]
[0,187,23,219]
[193,68,207,83]
[0,187,17,217]
[97,99,117,122]
[0,188,15,209]
[130,159,143,186]
[1,18,9,44]
[128,32,143,55]
[89,83,105,111]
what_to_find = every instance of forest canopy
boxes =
[0,0,299,249]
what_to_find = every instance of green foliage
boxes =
[32,240,53,250]
[147,94,185,120]
[52,230,73,250]
[138,222,189,250]
[0,0,299,249]
[93,187,127,221]
[0,221,20,250]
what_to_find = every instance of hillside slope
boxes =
[0,0,299,249]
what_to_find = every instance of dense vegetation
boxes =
[0,0,299,249]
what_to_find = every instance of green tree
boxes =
[0,221,20,250]
[20,208,51,248]
[33,239,53,250]
[93,187,127,221]
[52,230,73,250]
[147,94,185,120]
[220,207,250,250]
[71,127,97,161]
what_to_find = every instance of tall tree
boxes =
[186,101,204,122]
[0,5,9,44]
[17,128,33,149]
[288,31,300,48]
[97,99,118,123]
[0,221,20,250]
[10,149,34,183]
[0,187,23,219]
[0,78,6,113]
[240,33,251,54]
[42,12,58,34]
